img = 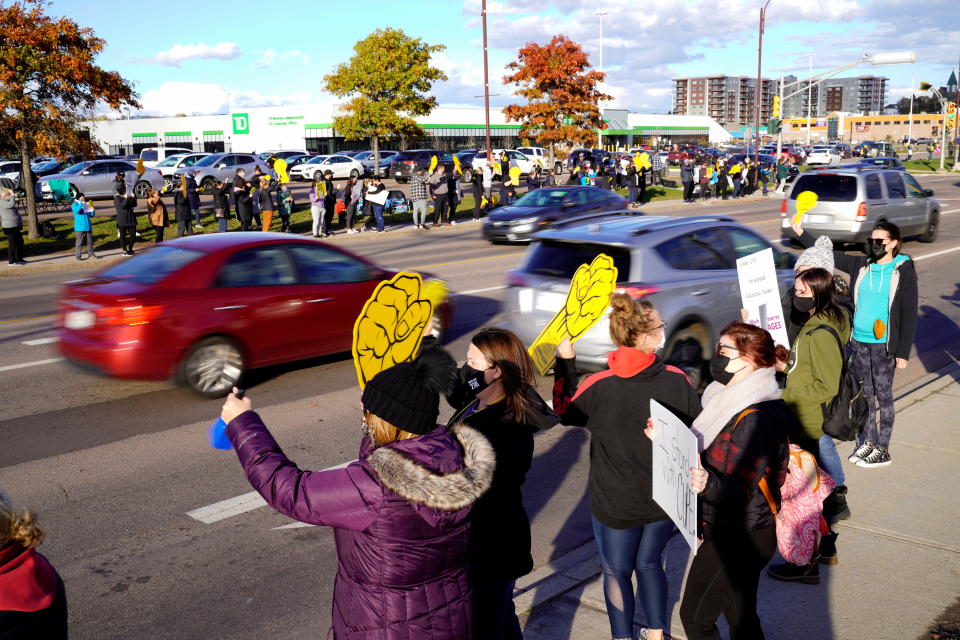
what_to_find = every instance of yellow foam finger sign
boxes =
[527,254,620,375]
[509,166,522,186]
[352,273,434,389]
[794,191,818,224]
[275,158,289,183]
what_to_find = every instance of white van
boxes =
[138,147,194,168]
[516,147,548,168]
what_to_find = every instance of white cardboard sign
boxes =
[650,400,699,555]
[736,247,790,348]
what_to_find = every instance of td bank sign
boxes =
[232,113,249,135]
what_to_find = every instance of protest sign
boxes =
[527,254,618,375]
[650,400,699,554]
[352,272,434,389]
[736,247,790,348]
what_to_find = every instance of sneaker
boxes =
[856,446,891,468]
[819,531,838,566]
[75,256,83,261]
[822,485,851,523]
[450,220,457,225]
[91,254,101,259]
[848,442,873,463]
[767,559,819,584]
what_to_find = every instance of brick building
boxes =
[673,75,777,128]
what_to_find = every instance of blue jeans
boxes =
[818,434,845,486]
[372,204,385,231]
[217,217,228,233]
[472,578,522,640]
[592,515,676,637]
[193,208,201,225]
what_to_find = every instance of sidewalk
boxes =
[515,362,960,640]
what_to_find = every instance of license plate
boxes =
[535,291,566,312]
[805,213,831,224]
[64,310,95,330]
[518,289,534,314]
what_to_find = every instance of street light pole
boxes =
[908,73,915,143]
[806,53,814,145]
[776,74,784,158]
[754,0,771,172]
[481,0,492,164]
[595,9,607,151]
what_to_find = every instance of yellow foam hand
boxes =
[640,153,652,170]
[429,155,438,173]
[452,155,462,176]
[509,166,522,186]
[352,273,434,389]
[794,191,818,225]
[275,158,289,184]
[135,158,145,176]
[527,254,620,375]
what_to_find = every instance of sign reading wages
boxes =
[736,247,790,348]
[650,400,699,554]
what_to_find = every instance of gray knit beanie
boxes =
[795,235,834,273]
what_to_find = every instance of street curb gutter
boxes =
[513,359,960,614]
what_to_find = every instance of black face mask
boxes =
[458,363,490,398]
[793,296,815,314]
[866,241,888,260]
[709,354,740,386]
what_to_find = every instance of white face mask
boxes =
[655,331,666,352]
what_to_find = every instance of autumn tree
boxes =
[502,35,611,164]
[325,28,446,175]
[0,0,138,239]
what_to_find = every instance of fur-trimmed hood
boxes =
[366,424,496,512]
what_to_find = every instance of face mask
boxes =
[867,241,888,260]
[709,354,744,386]
[793,296,815,314]
[459,363,491,398]
[652,330,666,352]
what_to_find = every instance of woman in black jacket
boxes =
[792,219,918,468]
[554,294,701,640]
[447,328,559,640]
[113,184,138,255]
[235,183,254,232]
[648,322,791,640]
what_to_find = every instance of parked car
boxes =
[356,150,399,175]
[154,153,211,187]
[850,156,905,171]
[834,143,853,158]
[0,161,20,183]
[38,159,165,199]
[171,153,273,191]
[854,141,895,157]
[725,153,778,170]
[283,154,314,171]
[806,145,842,166]
[56,233,453,397]
[390,149,453,183]
[470,149,537,177]
[781,167,939,245]
[31,158,78,178]
[482,186,627,243]
[502,214,797,382]
[516,146,549,169]
[138,147,194,168]
[563,149,609,173]
[258,150,307,161]
[288,154,364,181]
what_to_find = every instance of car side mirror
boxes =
[923,189,934,197]
[561,200,575,208]
[81,170,91,176]
[216,164,225,169]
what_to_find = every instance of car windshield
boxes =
[33,160,62,171]
[308,156,329,164]
[512,189,573,208]
[525,241,631,280]
[60,161,93,175]
[791,174,858,202]
[193,154,223,167]
[98,246,205,285]
[156,155,186,167]
[353,151,373,160]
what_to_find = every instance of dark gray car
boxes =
[502,215,797,383]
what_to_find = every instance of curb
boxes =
[514,359,960,614]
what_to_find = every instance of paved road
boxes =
[1,172,959,639]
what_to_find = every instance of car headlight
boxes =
[511,216,541,225]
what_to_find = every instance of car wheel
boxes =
[200,177,216,192]
[350,168,359,179]
[664,321,711,391]
[180,336,244,398]
[918,211,939,243]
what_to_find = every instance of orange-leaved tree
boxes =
[502,35,611,167]
[0,0,139,239]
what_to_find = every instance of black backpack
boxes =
[810,325,868,441]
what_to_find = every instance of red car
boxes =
[57,233,453,397]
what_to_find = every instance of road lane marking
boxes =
[0,314,55,325]
[915,245,960,261]
[411,252,525,270]
[22,337,58,346]
[453,285,507,297]
[0,357,64,373]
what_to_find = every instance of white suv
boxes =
[138,147,195,168]
[516,147,548,168]
[806,146,841,166]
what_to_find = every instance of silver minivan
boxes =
[781,168,939,245]
[502,214,796,382]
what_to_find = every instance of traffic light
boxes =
[919,82,933,91]
[772,95,781,117]
[768,118,782,134]
[948,103,957,120]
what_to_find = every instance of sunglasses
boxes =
[868,238,890,246]
[715,341,740,355]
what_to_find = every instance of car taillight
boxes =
[617,284,660,299]
[97,304,164,326]
[780,199,787,217]
[856,202,868,222]
[405,161,415,166]
[505,271,528,288]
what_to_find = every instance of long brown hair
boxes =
[796,267,844,326]
[470,327,535,422]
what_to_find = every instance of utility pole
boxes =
[776,74,784,158]
[907,73,915,143]
[940,99,948,171]
[481,0,492,164]
[954,52,960,170]
[595,9,608,151]
[806,53,814,145]
[754,0,771,172]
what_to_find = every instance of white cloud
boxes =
[147,42,241,67]
[254,49,312,68]
[136,81,312,117]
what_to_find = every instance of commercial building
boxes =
[82,104,732,155]
[779,112,946,143]
[780,75,888,118]
[672,75,778,129]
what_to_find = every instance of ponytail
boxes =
[608,292,656,348]
[0,490,44,549]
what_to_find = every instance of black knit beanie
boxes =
[361,348,457,435]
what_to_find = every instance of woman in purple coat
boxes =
[220,349,495,640]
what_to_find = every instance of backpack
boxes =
[810,325,868,441]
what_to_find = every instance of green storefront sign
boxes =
[232,113,249,135]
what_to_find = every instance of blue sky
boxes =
[49,0,959,117]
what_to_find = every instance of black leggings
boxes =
[4,225,24,263]
[118,225,136,253]
[153,225,165,243]
[680,526,776,640]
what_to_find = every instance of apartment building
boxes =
[781,75,888,118]
[673,75,778,129]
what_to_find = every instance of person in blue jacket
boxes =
[71,193,97,260]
